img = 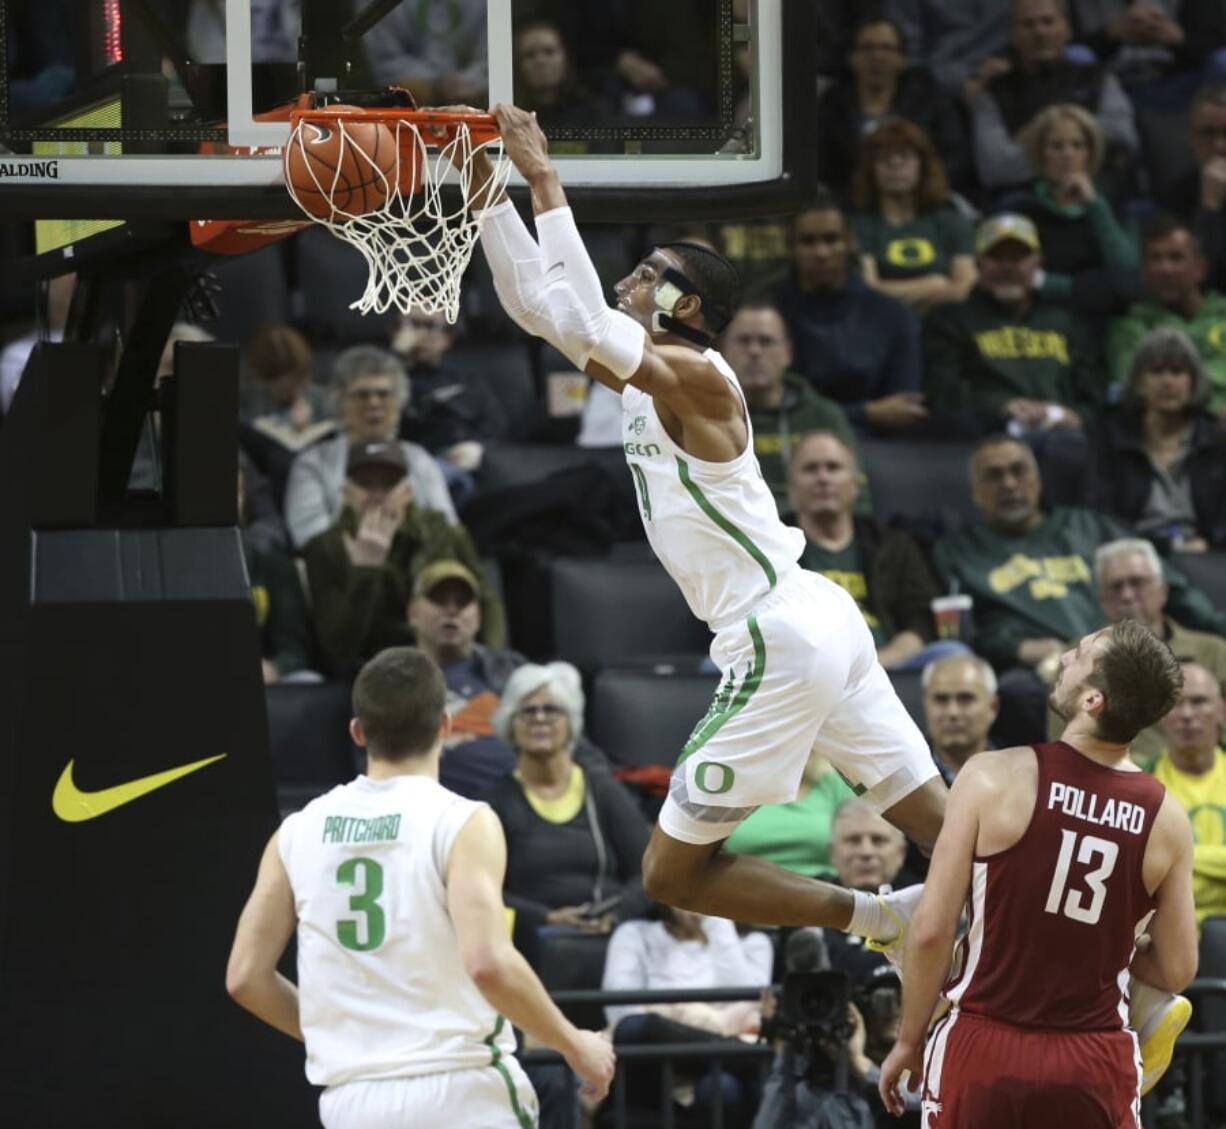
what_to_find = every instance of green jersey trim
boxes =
[675,455,777,589]
[485,1016,535,1129]
[677,616,766,766]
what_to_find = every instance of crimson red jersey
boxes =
[946,740,1164,1031]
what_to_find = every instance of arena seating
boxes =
[588,668,721,769]
[265,681,357,813]
[887,667,928,736]
[209,242,292,348]
[1171,551,1226,614]
[858,437,979,531]
[446,341,540,440]
[476,440,627,494]
[550,556,712,671]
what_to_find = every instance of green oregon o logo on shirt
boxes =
[1206,323,1226,354]
[886,237,936,269]
[695,761,735,794]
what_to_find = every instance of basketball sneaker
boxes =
[864,883,925,974]
[1131,982,1193,1096]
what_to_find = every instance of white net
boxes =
[283,115,511,323]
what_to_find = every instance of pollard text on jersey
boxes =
[1047,781,1146,835]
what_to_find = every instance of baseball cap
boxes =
[413,559,480,600]
[975,213,1041,256]
[346,440,408,477]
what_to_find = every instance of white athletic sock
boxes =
[1129,977,1173,1033]
[847,888,897,941]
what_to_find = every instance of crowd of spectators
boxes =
[4,2,1226,1126]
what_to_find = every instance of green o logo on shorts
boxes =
[694,761,735,795]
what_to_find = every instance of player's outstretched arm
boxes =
[447,807,616,1102]
[879,760,987,1117]
[226,832,303,1041]
[1132,795,1199,995]
[477,105,744,426]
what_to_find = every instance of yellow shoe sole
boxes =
[1140,994,1192,1097]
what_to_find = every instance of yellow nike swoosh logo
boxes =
[51,754,228,823]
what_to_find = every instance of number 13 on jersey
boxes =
[1044,830,1119,925]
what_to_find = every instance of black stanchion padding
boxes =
[0,339,319,1127]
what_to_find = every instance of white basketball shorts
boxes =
[319,1061,539,1129]
[658,568,938,845]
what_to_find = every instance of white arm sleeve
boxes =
[535,205,607,315]
[479,201,645,379]
[477,200,549,339]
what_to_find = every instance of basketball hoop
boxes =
[283,98,509,324]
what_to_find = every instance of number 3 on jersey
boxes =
[1044,830,1119,925]
[336,857,386,951]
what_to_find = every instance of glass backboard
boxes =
[0,1,811,227]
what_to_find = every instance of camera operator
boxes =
[753,800,920,1128]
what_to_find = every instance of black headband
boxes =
[655,267,715,347]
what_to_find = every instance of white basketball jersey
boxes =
[621,348,804,631]
[277,774,515,1088]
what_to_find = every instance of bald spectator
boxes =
[760,798,916,1125]
[1151,663,1226,923]
[821,798,915,975]
[722,301,856,511]
[1045,538,1226,760]
[934,435,1226,739]
[1107,215,1226,419]
[963,0,1139,194]
[770,191,927,434]
[923,654,1001,781]
[788,432,956,671]
[830,798,909,893]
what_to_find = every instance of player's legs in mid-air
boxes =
[642,571,946,935]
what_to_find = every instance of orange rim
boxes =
[288,107,500,147]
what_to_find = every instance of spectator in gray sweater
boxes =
[285,345,456,549]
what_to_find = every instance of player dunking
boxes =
[227,647,614,1128]
[879,621,1198,1126]
[464,104,945,948]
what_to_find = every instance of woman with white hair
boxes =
[484,662,652,942]
[1090,327,1226,551]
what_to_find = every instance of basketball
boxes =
[284,112,397,220]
